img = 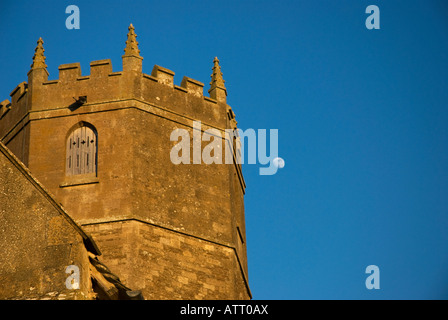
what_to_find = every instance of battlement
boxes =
[0,99,11,119]
[42,61,205,96]
[90,59,113,78]
[0,83,28,135]
[1,24,233,141]
[58,62,81,82]
[30,59,209,94]
[24,58,219,116]
[9,82,28,104]
[1,24,230,123]
[151,65,175,86]
[180,76,204,97]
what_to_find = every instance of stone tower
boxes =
[0,25,250,299]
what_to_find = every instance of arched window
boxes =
[66,123,97,176]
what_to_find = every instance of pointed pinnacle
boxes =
[209,56,226,90]
[30,37,47,70]
[123,23,142,58]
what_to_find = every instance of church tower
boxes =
[0,25,250,299]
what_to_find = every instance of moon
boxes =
[273,157,285,169]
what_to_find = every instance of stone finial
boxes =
[210,57,226,90]
[28,37,49,84]
[208,57,227,103]
[123,23,142,58]
[30,37,47,70]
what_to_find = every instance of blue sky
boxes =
[1,0,448,299]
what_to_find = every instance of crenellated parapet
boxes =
[150,65,175,86]
[180,76,204,98]
[0,82,28,138]
[1,23,236,138]
[9,82,28,105]
[0,99,11,120]
[58,63,82,82]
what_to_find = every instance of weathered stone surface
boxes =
[0,142,92,300]
[83,220,249,299]
[0,24,250,299]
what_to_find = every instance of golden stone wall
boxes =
[0,26,250,299]
[0,142,92,300]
